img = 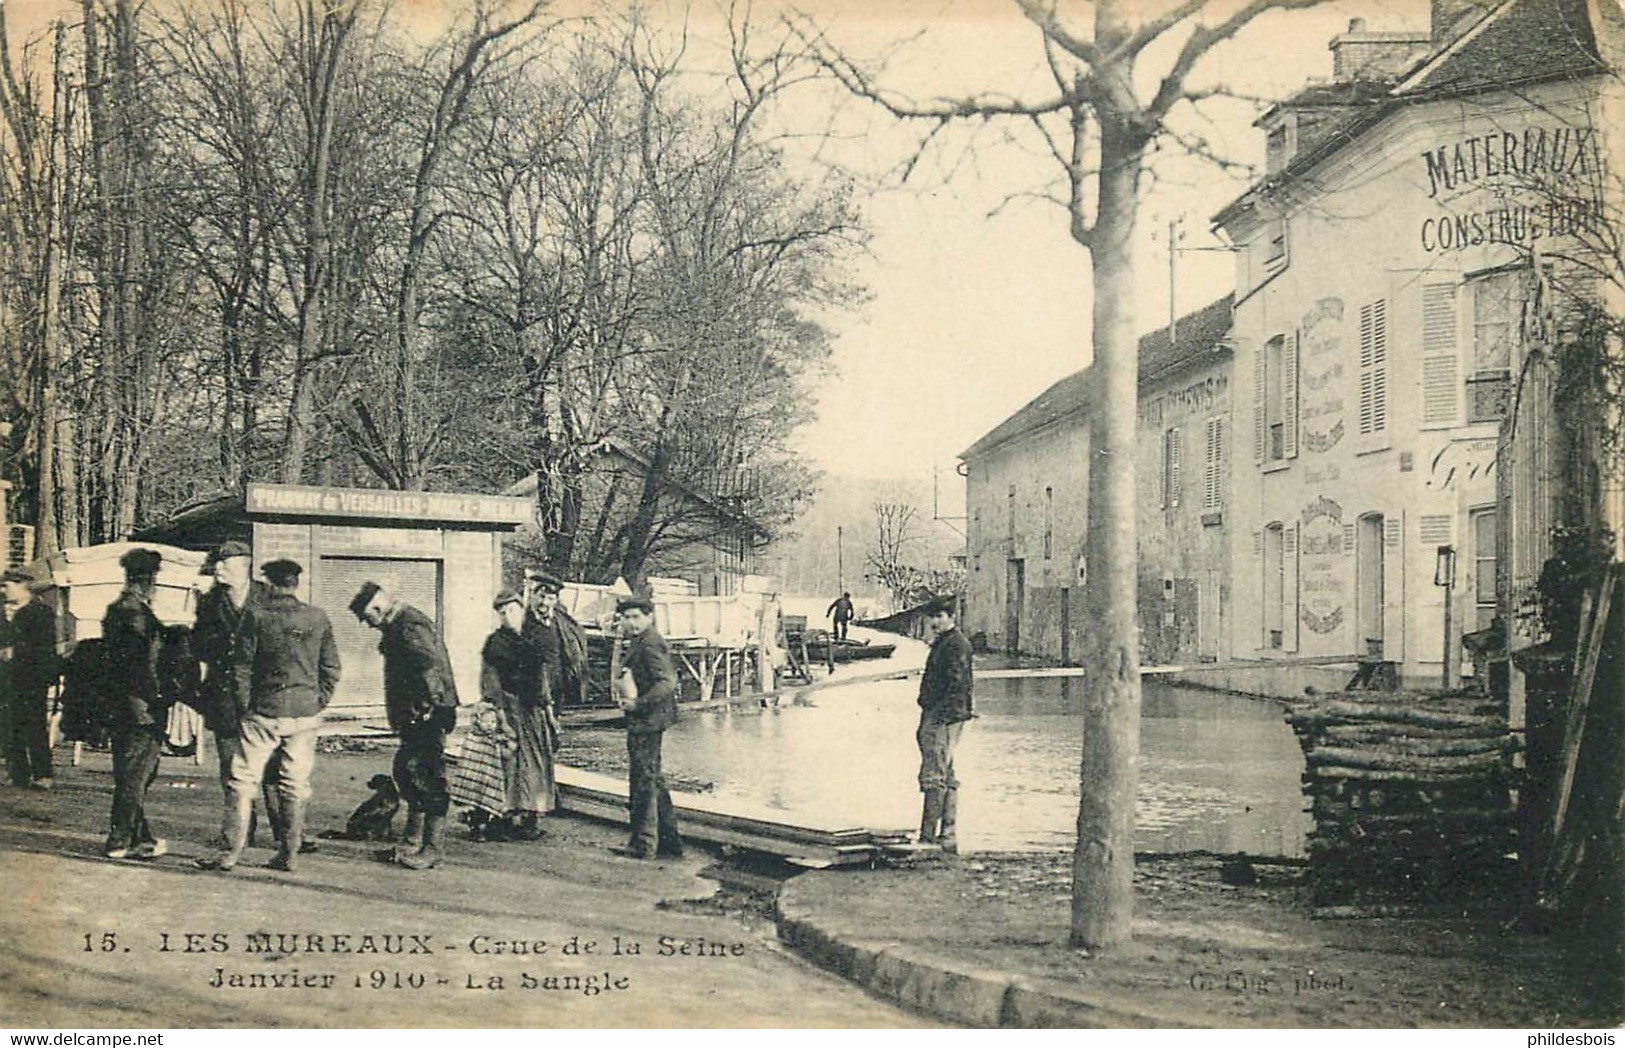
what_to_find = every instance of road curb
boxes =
[775,877,1190,1029]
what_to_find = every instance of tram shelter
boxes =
[138,482,532,719]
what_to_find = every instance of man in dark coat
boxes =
[191,541,283,848]
[101,548,169,860]
[826,592,855,642]
[3,567,58,789]
[198,559,339,873]
[351,581,459,870]
[613,595,682,860]
[523,569,588,712]
[915,596,973,853]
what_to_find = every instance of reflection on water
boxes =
[569,675,1311,856]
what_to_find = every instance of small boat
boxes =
[804,636,897,662]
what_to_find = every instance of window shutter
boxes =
[1283,331,1300,458]
[1284,523,1300,652]
[1204,418,1223,510]
[1359,299,1389,436]
[1169,427,1182,507]
[1421,284,1460,426]
[1253,344,1267,463]
[1371,299,1387,433]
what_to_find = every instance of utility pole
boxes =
[1168,218,1179,345]
[837,526,844,592]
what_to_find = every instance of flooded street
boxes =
[565,670,1312,857]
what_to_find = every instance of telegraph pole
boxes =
[837,525,844,592]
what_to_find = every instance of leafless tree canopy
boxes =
[0,0,864,581]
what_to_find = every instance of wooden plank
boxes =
[1548,566,1622,852]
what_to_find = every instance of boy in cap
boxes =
[612,595,683,859]
[350,581,459,869]
[199,559,339,873]
[915,596,973,852]
[2,567,58,789]
[192,540,283,849]
[101,548,169,859]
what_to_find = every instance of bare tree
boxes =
[802,0,1325,949]
[865,499,921,608]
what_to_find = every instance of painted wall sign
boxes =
[1299,495,1347,635]
[1418,120,1609,253]
[315,524,445,554]
[1298,298,1346,455]
[1425,437,1499,493]
[1138,374,1228,426]
[246,482,532,526]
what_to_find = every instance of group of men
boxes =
[19,542,684,871]
[5,545,969,870]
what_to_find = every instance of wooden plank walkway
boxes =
[554,765,911,868]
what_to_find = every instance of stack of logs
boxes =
[1285,691,1516,908]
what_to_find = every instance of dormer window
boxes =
[1265,120,1293,174]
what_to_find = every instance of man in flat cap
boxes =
[192,541,283,850]
[915,596,973,853]
[199,559,339,873]
[351,581,459,869]
[2,567,58,790]
[101,548,169,859]
[523,569,588,725]
[612,595,682,860]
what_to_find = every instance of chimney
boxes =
[1430,0,1496,49]
[1329,18,1431,82]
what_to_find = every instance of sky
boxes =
[4,0,1433,508]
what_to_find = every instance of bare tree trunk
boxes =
[282,0,352,484]
[33,26,69,556]
[1072,116,1147,952]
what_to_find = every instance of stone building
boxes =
[959,296,1234,663]
[1212,0,1624,698]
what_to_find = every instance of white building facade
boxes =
[1215,0,1622,698]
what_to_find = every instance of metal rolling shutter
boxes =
[316,557,441,711]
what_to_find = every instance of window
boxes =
[1265,336,1285,460]
[1266,218,1288,266]
[1043,487,1053,559]
[1265,124,1290,174]
[1420,283,1460,426]
[1468,271,1519,422]
[1358,298,1388,438]
[1263,523,1285,649]
[1471,507,1497,633]
[1161,429,1182,507]
[1203,418,1225,510]
[1256,334,1296,464]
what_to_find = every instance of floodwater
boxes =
[571,673,1312,857]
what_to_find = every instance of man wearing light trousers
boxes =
[198,559,339,873]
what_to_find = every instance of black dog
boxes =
[320,774,400,841]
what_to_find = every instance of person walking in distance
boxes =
[612,596,683,860]
[101,549,170,860]
[192,541,286,850]
[350,581,460,870]
[825,592,855,642]
[915,596,973,853]
[198,559,339,873]
[3,567,58,790]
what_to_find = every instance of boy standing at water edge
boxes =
[916,596,972,853]
[613,596,683,860]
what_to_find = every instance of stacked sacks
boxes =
[1285,690,1516,909]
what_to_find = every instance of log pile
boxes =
[1286,691,1517,908]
